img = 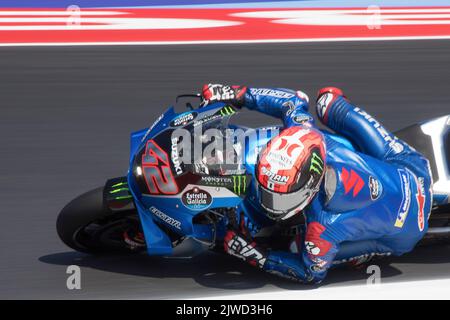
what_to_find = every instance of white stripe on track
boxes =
[1,35,450,47]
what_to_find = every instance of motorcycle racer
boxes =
[201,84,433,283]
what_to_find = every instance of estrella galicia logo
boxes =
[170,111,197,127]
[369,176,382,201]
[182,187,212,210]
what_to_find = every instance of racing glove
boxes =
[223,214,267,268]
[200,83,247,107]
[224,230,268,268]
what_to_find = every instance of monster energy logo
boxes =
[220,105,236,116]
[309,152,324,175]
[232,175,247,195]
[110,182,132,200]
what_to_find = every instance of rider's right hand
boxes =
[200,83,247,107]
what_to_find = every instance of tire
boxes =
[56,187,140,254]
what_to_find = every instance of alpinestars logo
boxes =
[309,152,324,175]
[226,236,266,268]
[316,93,333,122]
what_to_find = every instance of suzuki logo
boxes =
[341,168,365,197]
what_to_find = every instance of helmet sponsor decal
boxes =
[261,166,289,185]
[395,169,411,228]
[181,186,212,211]
[309,152,324,175]
[264,129,308,171]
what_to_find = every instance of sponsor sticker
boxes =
[181,187,212,210]
[142,113,164,142]
[341,168,365,197]
[309,152,324,175]
[149,206,181,230]
[395,169,411,228]
[250,88,295,99]
[292,114,313,125]
[199,175,248,195]
[170,111,197,127]
[316,93,333,120]
[305,241,321,256]
[332,252,391,266]
[261,166,289,185]
[219,105,236,116]
[415,176,426,232]
[171,137,183,176]
[354,107,404,154]
[369,176,382,201]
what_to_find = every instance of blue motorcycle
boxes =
[57,95,450,255]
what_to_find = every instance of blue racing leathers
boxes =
[241,87,433,283]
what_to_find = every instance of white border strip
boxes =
[1,35,450,46]
[192,278,450,300]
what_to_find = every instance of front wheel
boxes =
[56,187,144,254]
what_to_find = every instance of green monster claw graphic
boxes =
[309,152,324,175]
[111,182,127,188]
[220,105,236,116]
[114,195,133,200]
[109,181,132,200]
[109,187,129,194]
[232,175,247,195]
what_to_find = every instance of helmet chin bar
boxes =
[258,172,324,221]
[258,184,314,220]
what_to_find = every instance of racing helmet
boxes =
[256,126,326,220]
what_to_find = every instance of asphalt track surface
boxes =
[1,40,450,299]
